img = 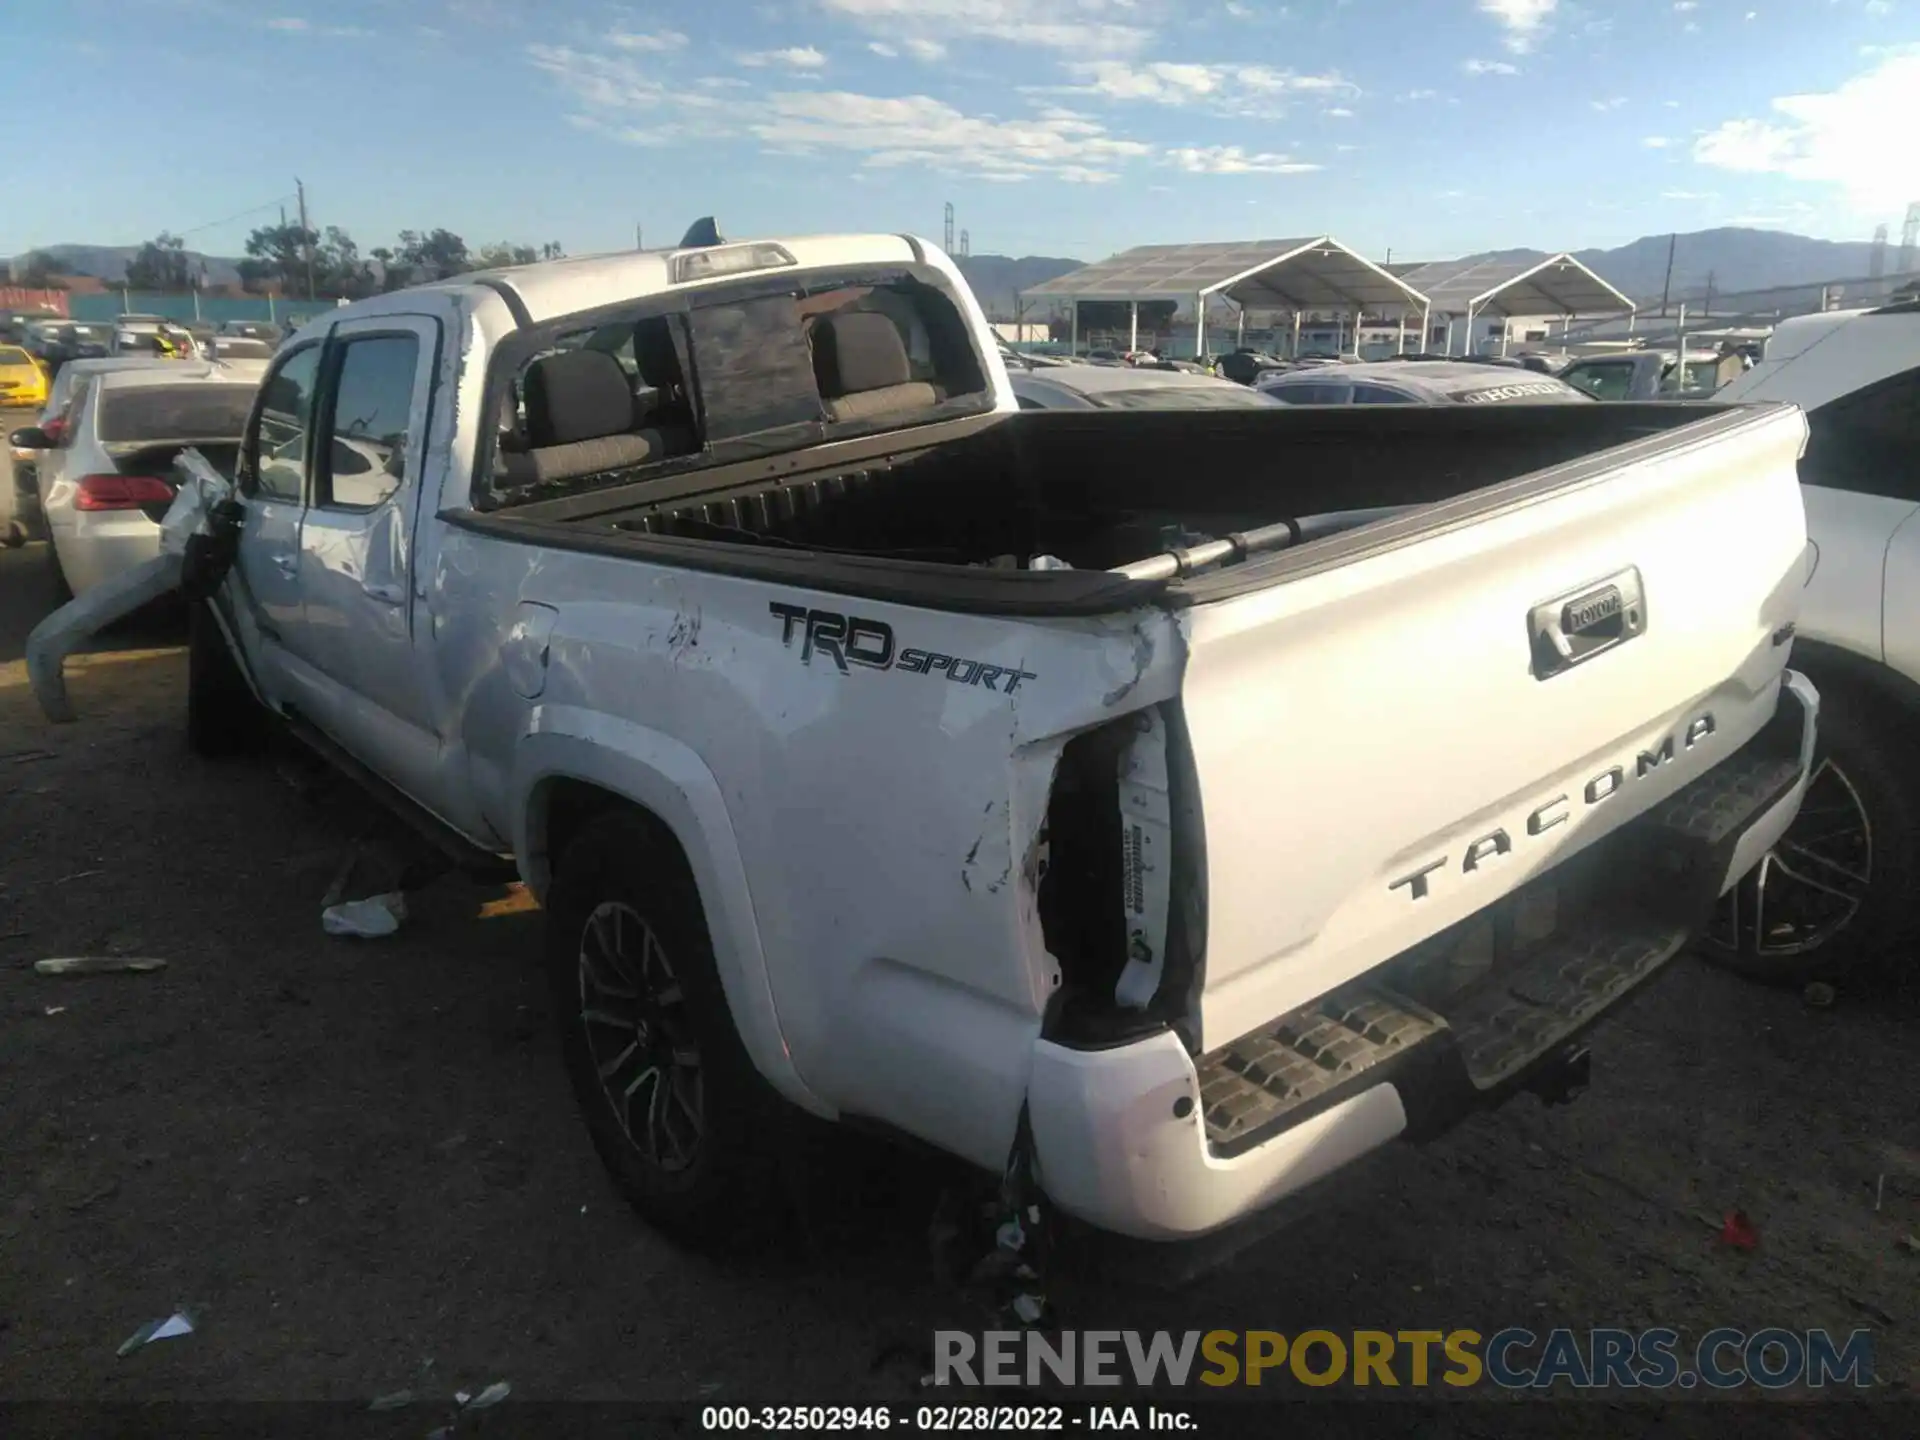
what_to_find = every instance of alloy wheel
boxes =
[1706,757,1873,959]
[577,900,704,1172]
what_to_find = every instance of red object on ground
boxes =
[1719,1209,1760,1250]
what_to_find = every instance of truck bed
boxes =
[474,401,1729,606]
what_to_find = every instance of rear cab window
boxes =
[482,267,991,508]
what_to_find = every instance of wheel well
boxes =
[535,777,692,889]
[1791,640,1920,724]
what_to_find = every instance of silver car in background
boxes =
[12,367,260,598]
[1256,359,1594,406]
[1009,363,1284,410]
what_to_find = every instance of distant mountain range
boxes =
[11,243,248,287]
[1459,228,1895,305]
[14,227,1905,313]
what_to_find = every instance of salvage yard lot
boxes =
[1,531,1917,1407]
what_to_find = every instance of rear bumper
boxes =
[1028,671,1817,1241]
[53,514,165,596]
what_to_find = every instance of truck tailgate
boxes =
[1176,404,1809,1052]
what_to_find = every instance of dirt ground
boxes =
[1,461,1917,1417]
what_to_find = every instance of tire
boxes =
[186,600,269,758]
[1701,681,1920,984]
[544,810,789,1249]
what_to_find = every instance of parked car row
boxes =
[6,354,267,578]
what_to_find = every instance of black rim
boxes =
[1706,757,1873,959]
[578,900,703,1172]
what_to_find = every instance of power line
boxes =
[174,195,300,240]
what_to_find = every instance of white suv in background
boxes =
[1708,299,1920,982]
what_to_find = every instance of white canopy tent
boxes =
[1391,253,1635,355]
[1020,236,1432,358]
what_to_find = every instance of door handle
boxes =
[270,551,297,576]
[363,581,406,605]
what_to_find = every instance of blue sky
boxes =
[4,0,1916,263]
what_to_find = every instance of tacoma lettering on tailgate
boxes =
[769,602,1038,694]
[1388,711,1717,902]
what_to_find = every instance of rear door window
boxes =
[315,333,420,510]
[1351,383,1418,404]
[1801,365,1920,499]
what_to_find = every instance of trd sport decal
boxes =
[769,602,1038,694]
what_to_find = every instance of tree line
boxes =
[15,224,566,298]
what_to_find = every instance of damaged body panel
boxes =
[26,233,1819,1246]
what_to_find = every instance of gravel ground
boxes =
[1,508,1916,1421]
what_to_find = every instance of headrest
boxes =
[524,349,635,447]
[812,312,912,397]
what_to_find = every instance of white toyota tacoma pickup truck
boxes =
[31,228,1819,1248]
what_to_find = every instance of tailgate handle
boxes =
[1528,566,1646,680]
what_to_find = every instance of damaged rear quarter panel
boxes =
[465,539,1183,1170]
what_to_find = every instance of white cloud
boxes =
[1591,95,1627,111]
[1642,135,1674,147]
[609,30,689,52]
[1398,87,1442,100]
[1865,0,1891,14]
[866,41,897,56]
[265,14,371,37]
[1165,145,1321,175]
[1324,105,1354,117]
[1693,50,1920,211]
[738,45,828,69]
[1060,59,1356,116]
[818,0,1154,55]
[532,43,1158,182]
[1462,58,1520,75]
[1673,1,1696,10]
[904,38,947,60]
[1745,9,1757,18]
[1661,188,1716,200]
[1478,0,1556,53]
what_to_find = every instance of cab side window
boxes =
[1352,383,1417,404]
[1562,363,1632,401]
[246,344,322,501]
[316,334,419,509]
[1801,365,1920,499]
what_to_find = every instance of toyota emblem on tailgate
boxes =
[1528,566,1646,680]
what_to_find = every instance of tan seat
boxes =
[501,349,686,486]
[811,311,941,424]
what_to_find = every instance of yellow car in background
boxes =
[0,343,50,410]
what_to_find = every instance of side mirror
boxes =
[8,426,51,450]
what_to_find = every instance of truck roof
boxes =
[335,233,929,330]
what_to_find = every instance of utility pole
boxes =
[1659,232,1677,317]
[959,228,970,257]
[944,202,955,255]
[1703,269,1715,317]
[636,224,643,251]
[296,176,315,301]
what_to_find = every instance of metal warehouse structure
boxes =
[1389,253,1633,355]
[1021,236,1432,357]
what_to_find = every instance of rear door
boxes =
[1171,405,1812,1050]
[293,312,446,802]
